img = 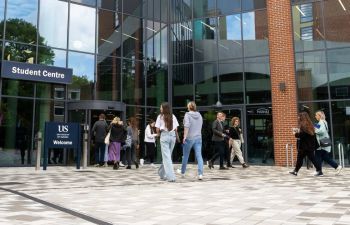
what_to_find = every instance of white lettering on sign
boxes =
[256,108,269,114]
[53,140,73,145]
[11,66,65,79]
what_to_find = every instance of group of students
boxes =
[289,110,342,176]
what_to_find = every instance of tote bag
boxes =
[104,131,111,145]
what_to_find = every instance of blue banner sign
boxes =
[1,60,72,84]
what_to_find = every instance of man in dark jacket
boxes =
[91,114,108,166]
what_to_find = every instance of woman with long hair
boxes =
[314,110,342,175]
[228,117,249,168]
[108,117,127,170]
[144,119,158,167]
[155,102,179,182]
[289,112,321,176]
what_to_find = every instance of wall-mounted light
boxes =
[279,82,286,92]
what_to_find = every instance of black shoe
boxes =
[208,160,214,169]
[135,162,139,169]
[242,163,249,168]
[289,171,297,176]
[230,165,235,168]
[126,166,131,169]
[314,171,324,177]
[113,162,119,170]
[219,167,228,170]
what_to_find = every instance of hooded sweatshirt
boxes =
[183,111,203,140]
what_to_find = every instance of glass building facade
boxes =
[0,0,348,167]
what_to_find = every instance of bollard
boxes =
[35,132,42,171]
[83,132,88,169]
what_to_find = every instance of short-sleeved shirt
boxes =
[155,114,179,132]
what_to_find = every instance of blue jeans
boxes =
[95,142,106,165]
[158,131,176,181]
[181,137,203,175]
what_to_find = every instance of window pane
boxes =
[2,79,34,97]
[194,62,217,106]
[170,0,191,22]
[328,48,350,100]
[173,64,193,107]
[0,0,5,39]
[193,17,217,62]
[242,0,266,11]
[242,10,268,57]
[146,61,167,106]
[97,9,122,57]
[324,0,350,49]
[96,55,121,101]
[39,0,68,49]
[193,0,216,18]
[37,47,66,67]
[5,0,38,44]
[219,59,243,104]
[245,56,271,104]
[122,15,144,60]
[292,2,325,52]
[4,41,36,63]
[218,14,242,59]
[161,24,168,64]
[296,51,328,101]
[69,4,96,53]
[122,59,144,104]
[171,20,193,64]
[123,0,143,17]
[217,0,240,15]
[98,0,121,11]
[68,51,95,100]
[71,0,96,6]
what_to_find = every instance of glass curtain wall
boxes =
[292,0,350,165]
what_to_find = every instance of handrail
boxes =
[286,143,294,168]
[338,143,345,168]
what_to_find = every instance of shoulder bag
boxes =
[319,121,331,147]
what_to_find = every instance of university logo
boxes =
[58,125,69,133]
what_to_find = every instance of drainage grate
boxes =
[74,170,96,173]
[209,177,230,180]
[0,182,23,186]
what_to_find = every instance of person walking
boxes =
[289,112,322,176]
[125,119,139,169]
[91,113,108,167]
[144,119,158,167]
[208,112,228,170]
[155,102,179,182]
[314,110,342,175]
[108,117,127,170]
[180,101,204,180]
[228,117,249,168]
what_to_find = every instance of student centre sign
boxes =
[1,61,73,84]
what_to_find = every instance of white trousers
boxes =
[229,139,245,164]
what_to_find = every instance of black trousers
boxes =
[295,149,321,172]
[210,141,230,166]
[145,142,156,163]
[210,141,226,167]
[126,144,137,166]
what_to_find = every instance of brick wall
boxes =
[267,0,298,166]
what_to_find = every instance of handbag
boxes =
[319,121,331,147]
[104,131,111,145]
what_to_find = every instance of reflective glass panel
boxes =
[218,14,242,59]
[193,17,217,62]
[0,97,34,166]
[122,59,144,104]
[324,0,350,49]
[328,48,350,100]
[146,61,167,106]
[68,51,95,100]
[98,0,121,11]
[292,2,325,52]
[193,0,216,18]
[160,0,168,22]
[96,55,121,101]
[0,0,5,39]
[171,20,193,64]
[160,24,168,64]
[170,0,191,22]
[219,59,244,104]
[242,10,268,57]
[242,0,266,11]
[39,0,68,49]
[245,56,271,104]
[295,51,328,101]
[194,62,217,106]
[4,41,36,63]
[217,0,240,15]
[37,47,66,67]
[2,79,34,97]
[69,4,96,53]
[5,0,38,44]
[97,9,122,57]
[173,64,193,107]
[71,0,96,6]
[122,15,144,60]
[123,0,143,17]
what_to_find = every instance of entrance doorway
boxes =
[67,100,126,165]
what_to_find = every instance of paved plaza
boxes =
[0,164,349,225]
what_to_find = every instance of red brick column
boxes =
[267,0,298,166]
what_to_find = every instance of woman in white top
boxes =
[144,119,158,167]
[155,102,179,182]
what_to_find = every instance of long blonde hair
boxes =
[111,117,120,124]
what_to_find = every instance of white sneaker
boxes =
[198,175,203,180]
[119,162,125,167]
[336,166,342,175]
[176,168,181,174]
[140,159,144,166]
